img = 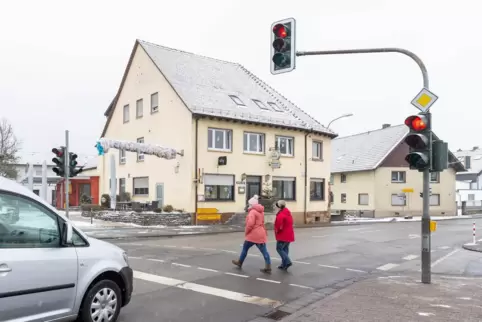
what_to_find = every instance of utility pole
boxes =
[296,47,432,283]
[64,130,70,219]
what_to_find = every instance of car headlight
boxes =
[122,252,129,266]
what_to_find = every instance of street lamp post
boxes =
[327,113,354,129]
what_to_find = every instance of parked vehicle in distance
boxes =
[0,177,133,322]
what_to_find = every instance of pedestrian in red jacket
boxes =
[274,200,295,270]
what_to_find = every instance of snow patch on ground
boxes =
[333,215,472,224]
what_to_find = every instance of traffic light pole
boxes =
[296,47,432,284]
[65,130,70,219]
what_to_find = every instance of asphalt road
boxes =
[109,218,482,322]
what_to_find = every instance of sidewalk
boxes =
[256,275,482,322]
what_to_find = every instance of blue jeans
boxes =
[276,241,292,267]
[239,241,271,265]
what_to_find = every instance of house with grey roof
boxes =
[453,147,482,211]
[98,39,336,224]
[330,124,464,218]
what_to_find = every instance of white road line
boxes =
[165,245,177,248]
[347,228,366,232]
[225,272,249,278]
[318,264,339,269]
[134,271,281,307]
[200,247,217,251]
[292,260,310,265]
[181,246,195,249]
[403,255,419,261]
[346,268,367,273]
[289,284,314,290]
[271,257,281,261]
[312,235,330,238]
[128,256,143,259]
[376,263,399,271]
[197,267,219,273]
[431,249,460,268]
[438,246,450,250]
[257,278,281,284]
[128,243,144,246]
[147,258,165,263]
[172,263,191,268]
[221,250,237,254]
[360,230,381,234]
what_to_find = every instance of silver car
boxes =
[0,177,133,322]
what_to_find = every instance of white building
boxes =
[454,147,482,210]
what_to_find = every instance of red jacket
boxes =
[274,208,295,242]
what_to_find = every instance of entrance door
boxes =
[246,176,262,203]
[156,183,164,208]
[78,183,91,204]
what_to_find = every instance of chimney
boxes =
[382,124,391,129]
[472,146,479,151]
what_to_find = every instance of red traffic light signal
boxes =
[273,24,289,38]
[52,147,64,157]
[405,115,428,132]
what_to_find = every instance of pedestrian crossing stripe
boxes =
[134,270,282,308]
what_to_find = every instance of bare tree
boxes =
[0,118,20,179]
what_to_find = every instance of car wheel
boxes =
[79,280,122,322]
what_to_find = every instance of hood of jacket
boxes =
[250,203,264,213]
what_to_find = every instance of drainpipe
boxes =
[304,128,314,224]
[194,117,199,225]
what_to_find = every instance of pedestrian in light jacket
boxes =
[274,200,295,270]
[232,196,272,273]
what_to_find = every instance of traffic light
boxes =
[52,147,66,177]
[68,152,83,177]
[270,18,296,75]
[404,113,431,170]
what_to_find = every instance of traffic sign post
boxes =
[272,19,435,284]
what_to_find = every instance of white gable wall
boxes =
[100,44,195,211]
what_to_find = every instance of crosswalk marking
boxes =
[257,278,281,284]
[134,270,282,307]
[403,255,419,261]
[172,263,191,268]
[318,264,339,269]
[376,263,399,271]
[224,272,249,278]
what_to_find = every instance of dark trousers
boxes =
[239,240,271,265]
[276,241,292,267]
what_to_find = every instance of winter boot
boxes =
[260,264,272,274]
[232,259,242,268]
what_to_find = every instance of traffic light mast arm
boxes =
[296,47,429,89]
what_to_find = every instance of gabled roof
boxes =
[331,124,465,173]
[101,40,337,138]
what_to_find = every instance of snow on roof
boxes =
[331,125,408,173]
[103,40,336,138]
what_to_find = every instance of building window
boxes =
[358,193,369,205]
[465,156,471,169]
[341,174,347,183]
[133,177,149,196]
[243,132,265,154]
[272,176,296,200]
[341,193,347,203]
[119,178,126,195]
[468,194,475,201]
[137,137,145,162]
[35,170,42,176]
[204,174,235,201]
[208,128,232,151]
[252,99,268,110]
[229,95,245,107]
[312,141,323,160]
[276,136,294,156]
[430,172,440,183]
[391,194,406,206]
[136,99,143,118]
[430,194,440,206]
[151,92,159,113]
[123,104,129,123]
[391,171,406,183]
[268,102,283,112]
[310,178,325,201]
[119,149,126,164]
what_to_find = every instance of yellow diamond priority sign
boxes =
[411,88,438,112]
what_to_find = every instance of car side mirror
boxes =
[62,222,73,246]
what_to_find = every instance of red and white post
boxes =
[473,221,476,244]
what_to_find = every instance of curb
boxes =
[462,243,482,253]
[84,228,245,240]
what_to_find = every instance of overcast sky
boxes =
[1,0,480,163]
